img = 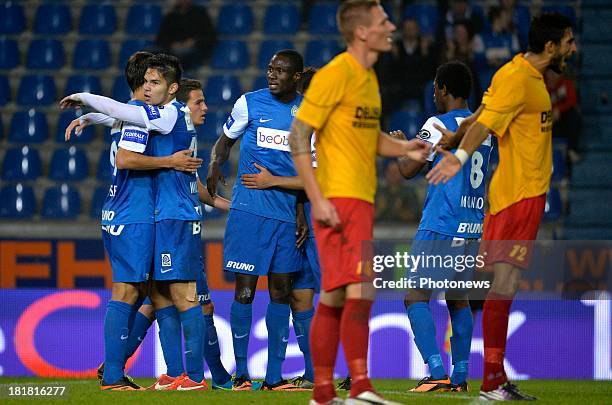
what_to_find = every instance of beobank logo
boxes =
[257,127,290,152]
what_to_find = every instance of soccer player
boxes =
[61,54,209,391]
[393,61,491,393]
[206,50,308,391]
[289,2,429,404]
[427,13,576,400]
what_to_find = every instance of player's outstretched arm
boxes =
[377,132,430,162]
[116,148,202,172]
[207,134,237,197]
[65,113,116,142]
[388,130,427,178]
[197,179,230,211]
[60,93,151,129]
[241,163,304,190]
[426,120,490,185]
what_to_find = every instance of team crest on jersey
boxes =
[417,129,431,140]
[161,253,172,267]
[291,105,298,116]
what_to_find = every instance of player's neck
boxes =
[346,45,378,69]
[132,88,146,102]
[446,99,468,112]
[272,91,298,104]
[523,52,550,75]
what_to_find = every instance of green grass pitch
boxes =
[1,378,611,404]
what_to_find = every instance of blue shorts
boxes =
[293,238,321,293]
[102,223,154,283]
[153,219,202,281]
[224,209,302,276]
[197,256,211,305]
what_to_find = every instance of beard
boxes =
[549,53,565,74]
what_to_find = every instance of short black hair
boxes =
[274,49,304,74]
[435,61,472,100]
[176,78,203,104]
[298,67,317,94]
[125,51,153,92]
[146,53,183,85]
[528,12,573,54]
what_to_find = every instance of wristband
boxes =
[454,149,469,166]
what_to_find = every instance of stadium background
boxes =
[0,0,610,382]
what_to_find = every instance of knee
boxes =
[111,283,140,304]
[269,284,292,305]
[235,287,255,305]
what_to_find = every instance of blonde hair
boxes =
[337,0,380,44]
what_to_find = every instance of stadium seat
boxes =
[73,39,111,70]
[125,4,162,35]
[198,110,227,144]
[402,4,439,37]
[571,152,612,188]
[26,39,65,70]
[551,149,566,182]
[580,44,609,77]
[34,3,71,35]
[79,4,117,35]
[64,74,102,96]
[304,40,342,68]
[543,187,562,221]
[2,146,42,181]
[566,188,612,226]
[0,2,25,35]
[0,183,35,219]
[111,75,132,102]
[217,3,254,35]
[252,75,268,91]
[57,110,94,144]
[49,146,89,181]
[579,80,612,113]
[97,148,113,182]
[388,109,424,138]
[90,186,108,219]
[257,40,294,69]
[204,75,242,106]
[582,8,612,42]
[17,75,56,106]
[211,40,249,70]
[263,4,300,35]
[118,39,154,68]
[308,3,338,34]
[0,38,19,69]
[9,109,49,143]
[0,75,10,105]
[42,184,81,219]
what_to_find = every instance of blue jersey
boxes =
[149,100,201,222]
[101,99,155,225]
[417,109,492,238]
[224,88,303,223]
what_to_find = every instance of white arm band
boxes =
[454,148,469,166]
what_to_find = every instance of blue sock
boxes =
[406,302,446,380]
[124,311,153,360]
[292,308,314,382]
[230,301,252,378]
[127,296,145,330]
[265,301,290,385]
[102,300,132,384]
[156,305,184,378]
[179,306,205,383]
[204,314,231,385]
[449,306,473,385]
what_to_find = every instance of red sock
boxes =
[340,299,374,397]
[311,303,343,403]
[482,292,513,391]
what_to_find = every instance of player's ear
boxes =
[544,40,557,57]
[355,24,368,42]
[293,71,302,83]
[168,82,179,97]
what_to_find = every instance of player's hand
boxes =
[426,147,462,185]
[59,94,85,110]
[170,150,202,173]
[403,138,430,162]
[241,163,276,189]
[206,161,226,197]
[64,117,88,142]
[312,197,340,229]
[389,130,407,140]
[295,207,309,249]
[434,124,459,150]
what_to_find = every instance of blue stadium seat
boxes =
[90,186,108,219]
[263,4,300,35]
[580,44,609,77]
[211,40,249,70]
[2,146,42,181]
[26,39,65,70]
[579,80,612,113]
[217,3,254,35]
[9,109,49,143]
[0,38,19,69]
[0,3,25,35]
[258,40,294,69]
[205,75,242,106]
[0,75,9,105]
[582,9,612,42]
[42,184,81,219]
[64,74,102,96]
[403,4,439,37]
[97,148,113,182]
[252,75,268,91]
[17,75,56,106]
[118,39,154,68]
[198,110,227,144]
[543,187,561,221]
[571,151,612,188]
[304,40,342,68]
[566,188,612,226]
[542,5,576,25]
[57,111,94,144]
[0,183,35,219]
[111,75,132,102]
[308,3,338,34]
[551,149,566,182]
[73,39,111,70]
[388,109,424,138]
[125,4,162,35]
[34,3,71,35]
[49,146,89,181]
[79,4,117,35]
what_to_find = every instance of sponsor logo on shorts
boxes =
[198,293,210,303]
[457,222,483,234]
[101,224,124,236]
[226,260,255,272]
[256,127,290,152]
[161,253,172,267]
